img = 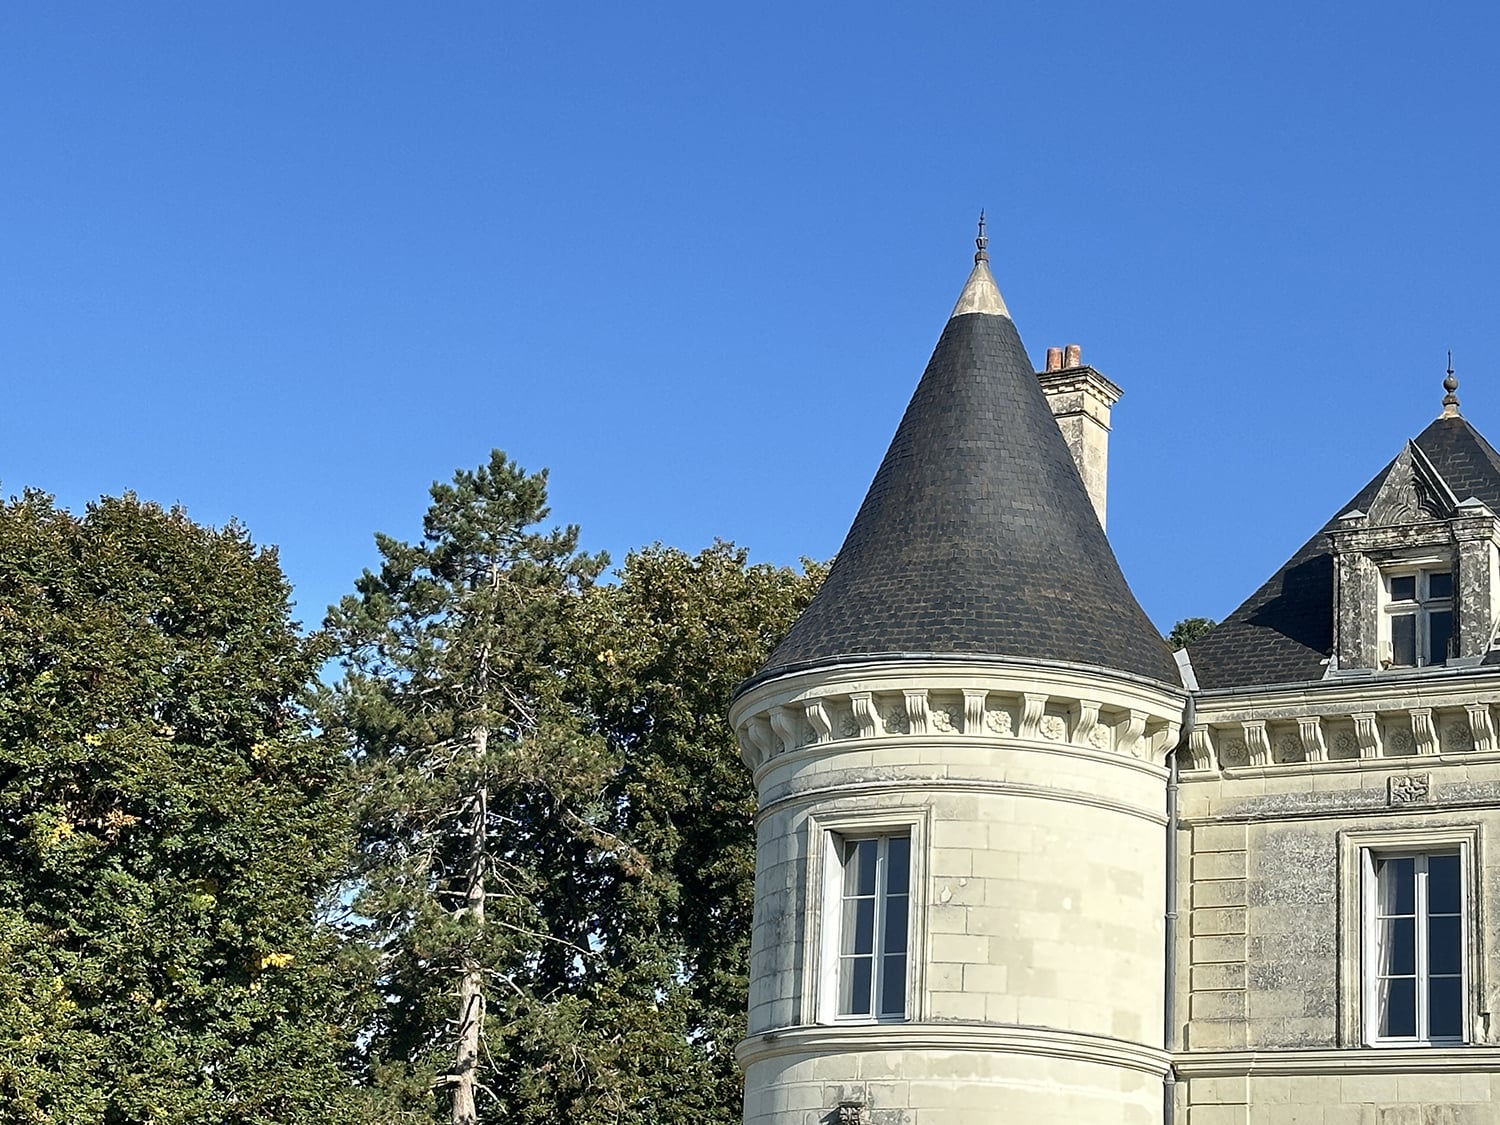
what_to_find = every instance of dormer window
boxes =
[1384,568,1453,668]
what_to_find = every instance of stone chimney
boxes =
[1035,344,1122,529]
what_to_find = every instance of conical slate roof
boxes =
[754,254,1178,687]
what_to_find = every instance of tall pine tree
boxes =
[325,453,608,1124]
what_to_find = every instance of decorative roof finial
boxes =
[1442,350,1461,418]
[974,209,988,265]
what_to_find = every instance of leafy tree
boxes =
[324,453,609,1124]
[0,491,355,1124]
[1167,616,1216,650]
[558,543,824,1123]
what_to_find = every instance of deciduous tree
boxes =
[0,491,355,1123]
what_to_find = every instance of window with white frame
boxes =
[1362,848,1469,1044]
[834,833,909,1019]
[1383,567,1453,668]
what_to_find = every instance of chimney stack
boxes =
[1035,344,1122,529]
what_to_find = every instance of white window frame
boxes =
[1340,826,1478,1047]
[1381,564,1454,668]
[803,806,929,1026]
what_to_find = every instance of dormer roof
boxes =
[1188,414,1500,690]
[747,246,1178,690]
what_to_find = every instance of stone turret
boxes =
[731,226,1185,1123]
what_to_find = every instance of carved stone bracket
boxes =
[963,690,987,736]
[803,699,833,745]
[1242,720,1271,767]
[1188,725,1214,770]
[903,690,930,736]
[1074,700,1101,749]
[1297,716,1328,763]
[848,692,877,740]
[1353,712,1383,760]
[769,706,800,754]
[1410,708,1439,756]
[1119,710,1148,758]
[1019,694,1047,741]
[1468,704,1496,753]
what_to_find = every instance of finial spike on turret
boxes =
[975,209,988,264]
[1442,350,1461,418]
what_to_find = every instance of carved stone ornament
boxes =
[838,712,861,740]
[881,705,909,735]
[1334,731,1356,757]
[1040,714,1067,741]
[1389,773,1432,805]
[984,709,1013,736]
[1088,724,1110,750]
[1222,738,1248,767]
[1368,446,1450,527]
[1445,722,1472,751]
[930,707,956,733]
[836,1104,864,1125]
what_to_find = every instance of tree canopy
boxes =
[0,491,355,1124]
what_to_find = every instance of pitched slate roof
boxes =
[749,255,1179,689]
[1188,415,1500,690]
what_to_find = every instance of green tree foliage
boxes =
[1167,616,1216,650]
[327,448,823,1124]
[561,543,824,1123]
[0,491,355,1124]
[324,453,610,1124]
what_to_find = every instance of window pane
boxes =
[840,956,872,1016]
[1385,917,1416,975]
[883,893,908,954]
[1428,571,1453,599]
[846,839,877,897]
[1391,614,1416,665]
[843,898,875,956]
[1428,611,1452,664]
[1428,854,1462,914]
[1391,575,1416,601]
[1381,977,1416,1038]
[1429,916,1462,976]
[885,836,910,895]
[1430,976,1464,1039]
[1378,857,1415,915]
[879,954,906,1018]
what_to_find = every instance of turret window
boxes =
[1384,568,1453,668]
[836,834,909,1019]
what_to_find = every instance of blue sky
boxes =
[5,4,1500,635]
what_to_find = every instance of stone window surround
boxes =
[803,805,932,1027]
[1332,510,1500,673]
[1380,560,1454,669]
[1336,824,1483,1048]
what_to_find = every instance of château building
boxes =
[728,224,1500,1123]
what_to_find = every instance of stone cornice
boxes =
[1174,1046,1500,1077]
[736,1021,1169,1077]
[1186,669,1500,773]
[730,657,1186,774]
